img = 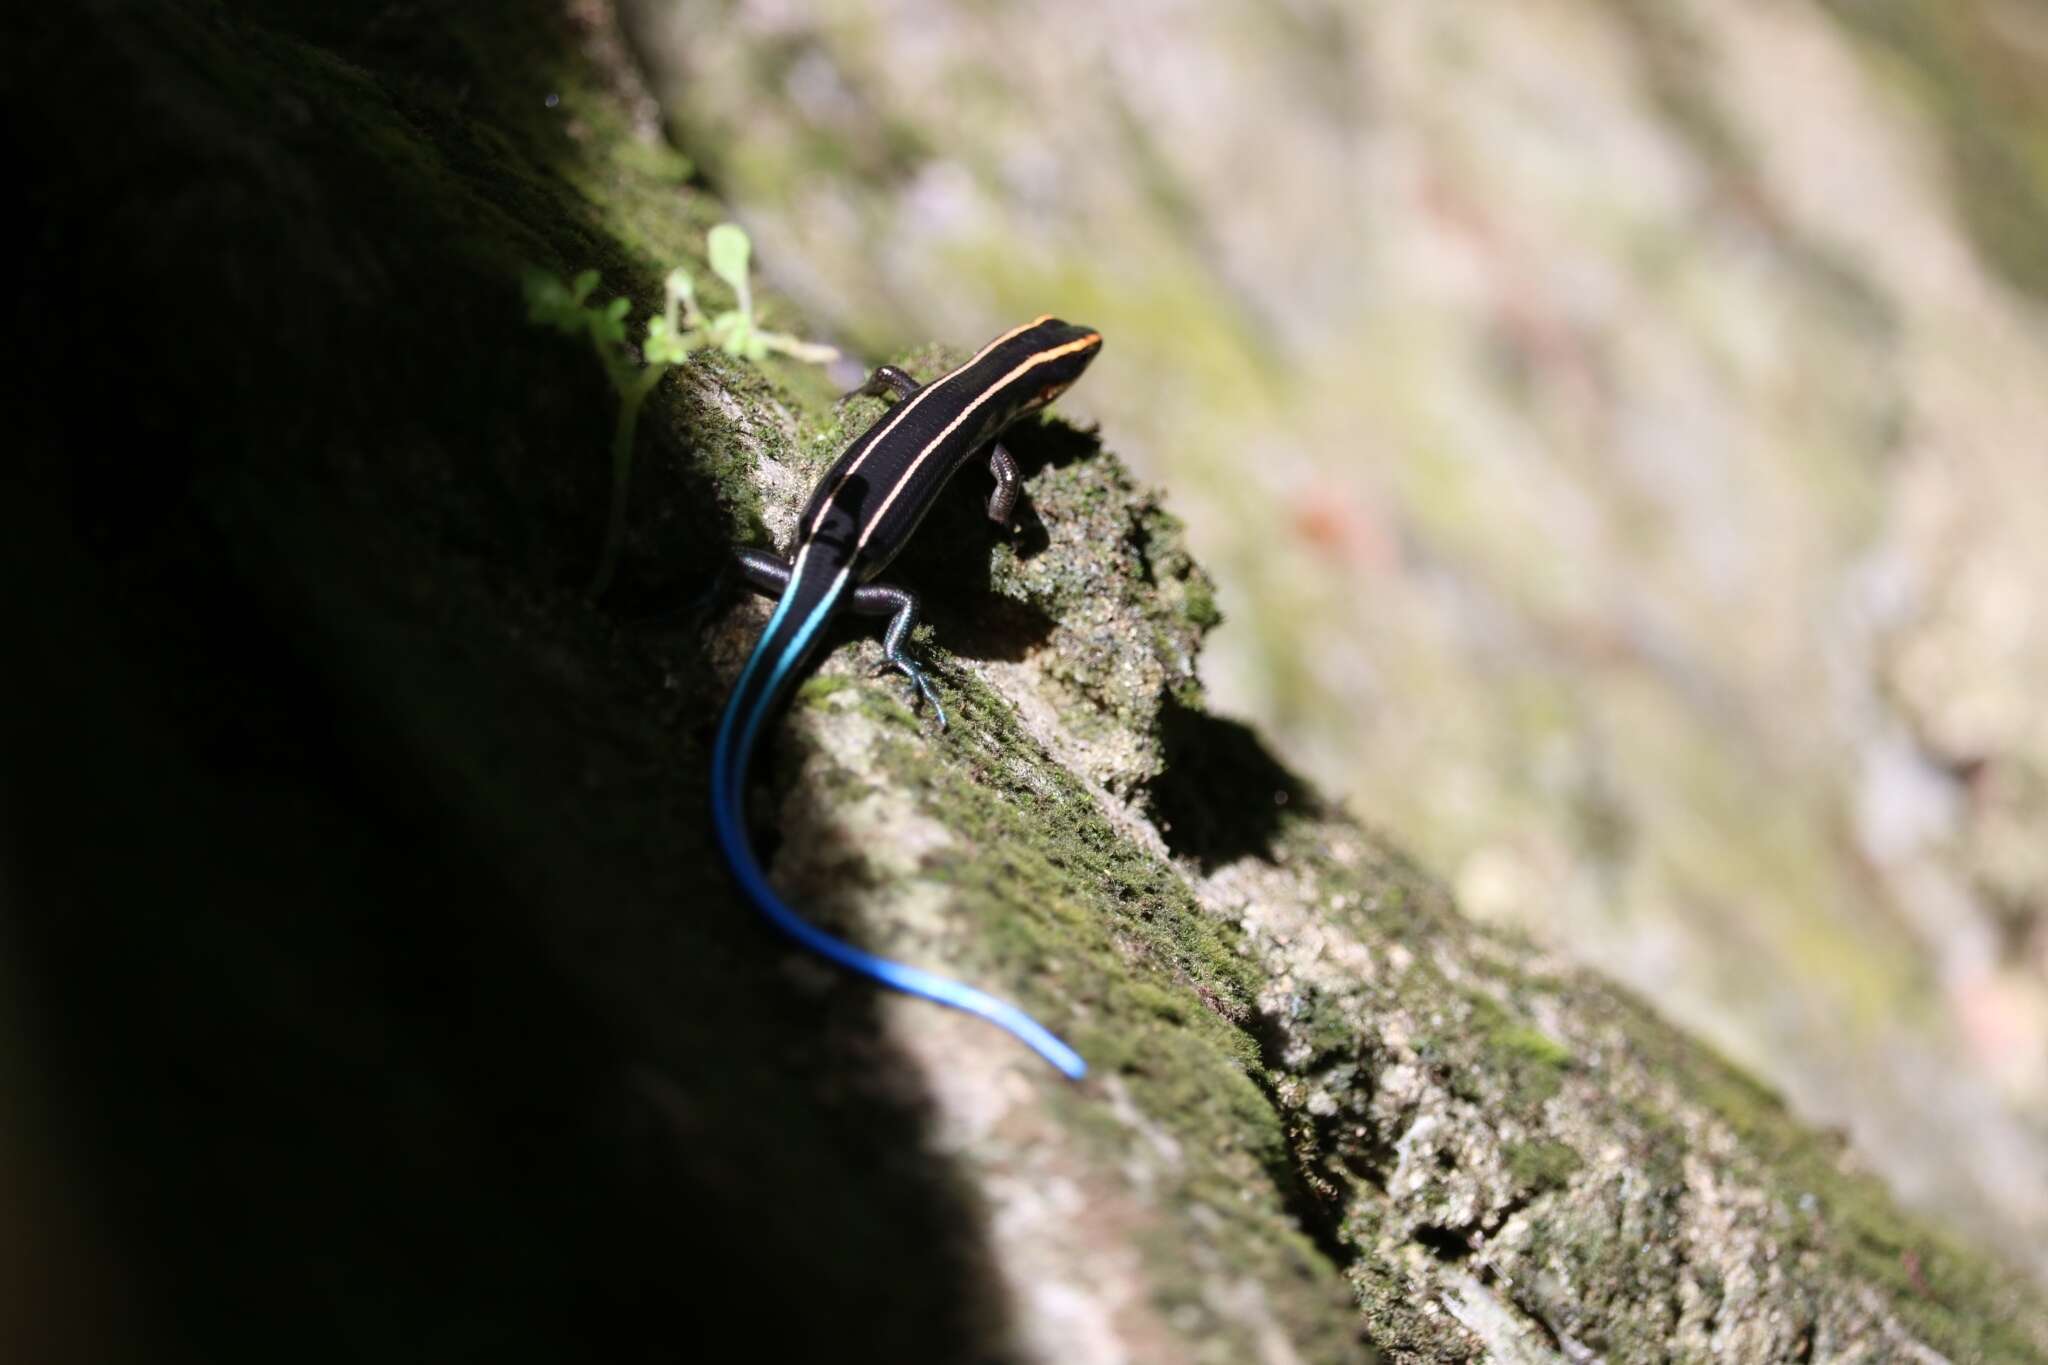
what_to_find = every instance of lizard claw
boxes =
[878,656,947,730]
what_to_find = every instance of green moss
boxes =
[1492,1024,1573,1072]
[1296,990,1369,1066]
[764,559,1357,1327]
[793,674,857,708]
[1505,1138,1583,1191]
[1181,576,1223,630]
[1444,988,1575,1107]
[1610,992,2047,1360]
[900,667,1264,1021]
[611,137,693,186]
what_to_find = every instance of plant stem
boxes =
[587,366,668,598]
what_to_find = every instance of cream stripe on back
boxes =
[803,316,1054,541]
[853,335,1101,556]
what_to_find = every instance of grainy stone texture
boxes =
[624,0,2048,1291]
[8,3,2046,1363]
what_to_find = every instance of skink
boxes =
[710,316,1103,1078]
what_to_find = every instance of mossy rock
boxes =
[6,3,2045,1362]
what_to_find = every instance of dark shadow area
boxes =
[1411,1224,1478,1264]
[880,418,1096,662]
[1149,696,1312,869]
[999,418,1108,565]
[781,588,1057,683]
[1008,412,1109,476]
[908,417,1104,574]
[928,592,1061,664]
[3,4,1019,1361]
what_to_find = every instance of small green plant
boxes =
[525,223,838,596]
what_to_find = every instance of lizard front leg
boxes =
[839,364,921,404]
[985,442,1021,525]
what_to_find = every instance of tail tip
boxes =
[1046,1043,1089,1081]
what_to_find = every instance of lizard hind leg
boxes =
[849,581,947,730]
[733,546,794,598]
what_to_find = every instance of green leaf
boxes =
[706,309,750,354]
[643,315,698,365]
[592,298,629,345]
[706,224,751,295]
[522,270,573,325]
[571,269,600,305]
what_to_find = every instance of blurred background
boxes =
[618,0,2048,1282]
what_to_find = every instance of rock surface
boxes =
[624,0,2048,1286]
[6,2,2045,1361]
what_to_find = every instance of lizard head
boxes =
[1007,317,1103,418]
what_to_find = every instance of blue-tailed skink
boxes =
[710,317,1103,1078]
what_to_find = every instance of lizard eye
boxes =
[1036,381,1070,405]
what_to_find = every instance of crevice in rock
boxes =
[1413,1223,1475,1263]
[1246,1009,1369,1274]
[1414,1186,1538,1267]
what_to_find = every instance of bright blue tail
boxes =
[710,556,1086,1079]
